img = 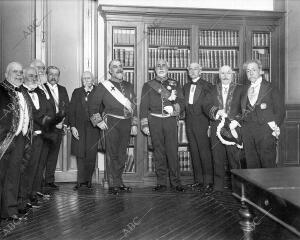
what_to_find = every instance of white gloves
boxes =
[163,106,174,115]
[97,121,108,130]
[268,121,280,139]
[131,126,138,136]
[229,120,241,130]
[216,109,228,120]
[71,127,79,140]
[142,126,150,136]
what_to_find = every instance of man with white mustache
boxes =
[204,65,245,191]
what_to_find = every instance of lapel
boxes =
[44,83,57,113]
[255,80,271,106]
[241,84,250,114]
[193,79,203,103]
[216,83,223,109]
[225,82,236,113]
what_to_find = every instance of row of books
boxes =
[198,49,239,69]
[202,71,239,85]
[113,48,134,67]
[148,70,188,87]
[147,151,192,172]
[124,147,135,173]
[252,49,270,68]
[123,71,135,86]
[148,48,191,68]
[199,30,239,47]
[148,28,190,46]
[252,32,270,47]
[113,28,135,45]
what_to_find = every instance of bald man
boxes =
[70,71,100,190]
[0,62,32,220]
[183,62,213,194]
[140,59,185,192]
[204,65,245,191]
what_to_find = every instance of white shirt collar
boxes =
[47,82,58,89]
[192,77,200,83]
[250,77,262,88]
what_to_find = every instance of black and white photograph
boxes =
[0,0,299,239]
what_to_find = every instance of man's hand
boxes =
[229,120,241,130]
[216,109,227,119]
[56,122,63,129]
[97,121,108,130]
[268,121,280,139]
[163,106,174,114]
[71,127,79,140]
[142,126,150,136]
[131,126,138,136]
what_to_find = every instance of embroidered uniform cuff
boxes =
[209,106,219,120]
[141,118,149,129]
[131,116,138,126]
[90,113,102,127]
[171,103,180,116]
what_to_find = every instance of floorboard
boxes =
[0,183,298,240]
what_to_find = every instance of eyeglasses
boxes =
[27,74,38,78]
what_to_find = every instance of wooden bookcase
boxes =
[99,5,285,186]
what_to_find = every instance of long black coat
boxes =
[69,87,100,158]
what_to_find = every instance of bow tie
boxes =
[28,89,37,93]
[191,82,198,86]
[14,87,22,92]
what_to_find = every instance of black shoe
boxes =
[45,183,59,189]
[26,203,33,208]
[174,185,185,192]
[108,187,119,195]
[203,184,214,195]
[118,184,132,192]
[187,182,203,191]
[36,191,51,199]
[73,183,82,191]
[152,185,167,192]
[8,214,21,221]
[87,182,92,189]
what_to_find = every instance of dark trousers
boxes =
[186,116,213,185]
[45,130,63,184]
[105,116,131,187]
[242,121,277,168]
[19,135,43,204]
[77,127,98,184]
[149,115,181,187]
[0,134,25,218]
[32,138,49,195]
[211,125,242,190]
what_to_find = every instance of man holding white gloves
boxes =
[204,65,244,191]
[140,59,185,192]
[240,59,285,168]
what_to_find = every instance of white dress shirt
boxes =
[47,82,59,113]
[222,84,229,109]
[248,77,262,106]
[23,85,40,110]
[188,77,200,104]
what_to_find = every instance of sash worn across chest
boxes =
[148,80,171,99]
[102,80,133,113]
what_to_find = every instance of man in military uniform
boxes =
[241,59,285,168]
[183,62,213,193]
[204,65,244,191]
[140,59,185,192]
[89,60,137,195]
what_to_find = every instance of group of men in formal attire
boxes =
[0,56,284,221]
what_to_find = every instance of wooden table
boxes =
[231,167,300,240]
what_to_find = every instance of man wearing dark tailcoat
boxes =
[89,60,137,195]
[241,59,285,168]
[70,71,100,190]
[204,65,245,191]
[43,66,70,189]
[183,62,214,193]
[0,62,32,221]
[140,59,185,192]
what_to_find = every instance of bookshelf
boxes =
[112,26,136,174]
[99,5,285,186]
[251,31,271,82]
[146,27,192,176]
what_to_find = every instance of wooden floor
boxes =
[0,184,298,240]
